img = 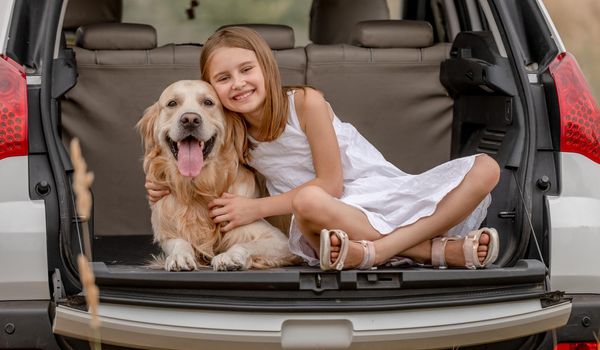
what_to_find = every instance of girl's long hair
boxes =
[200,27,290,148]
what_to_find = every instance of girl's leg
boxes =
[292,186,386,267]
[292,154,500,267]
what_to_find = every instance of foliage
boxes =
[122,0,312,46]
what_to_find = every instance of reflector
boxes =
[0,55,28,160]
[554,342,599,350]
[549,52,600,164]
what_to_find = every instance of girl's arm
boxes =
[211,88,344,231]
[257,87,343,213]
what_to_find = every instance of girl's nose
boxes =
[233,77,247,90]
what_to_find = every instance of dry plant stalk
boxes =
[70,138,94,260]
[77,254,101,330]
[70,138,101,349]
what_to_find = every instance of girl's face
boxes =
[207,47,266,122]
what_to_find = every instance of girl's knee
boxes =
[473,154,501,193]
[292,185,330,220]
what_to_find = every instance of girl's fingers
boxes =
[145,181,168,191]
[148,190,169,196]
[209,193,237,208]
[148,189,169,203]
[208,197,230,209]
[213,214,231,224]
[220,221,235,233]
[208,198,227,209]
[210,207,227,219]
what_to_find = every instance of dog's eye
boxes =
[203,99,214,107]
[167,100,177,107]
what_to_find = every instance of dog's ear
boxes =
[224,110,252,164]
[136,102,160,154]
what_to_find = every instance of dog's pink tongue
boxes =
[177,139,204,177]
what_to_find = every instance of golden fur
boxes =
[137,80,298,271]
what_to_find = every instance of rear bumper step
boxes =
[53,298,571,350]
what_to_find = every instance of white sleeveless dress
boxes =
[249,91,491,265]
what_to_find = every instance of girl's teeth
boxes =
[235,91,252,100]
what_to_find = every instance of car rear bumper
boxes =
[53,298,571,350]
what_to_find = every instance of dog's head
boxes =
[137,80,247,179]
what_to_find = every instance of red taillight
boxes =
[0,54,28,160]
[554,342,599,350]
[548,52,600,164]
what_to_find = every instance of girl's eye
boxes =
[216,76,229,82]
[167,100,177,107]
[203,99,214,106]
[242,66,253,73]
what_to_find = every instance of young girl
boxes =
[146,26,501,270]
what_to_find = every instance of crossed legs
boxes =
[292,154,501,268]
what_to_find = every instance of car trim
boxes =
[478,0,507,57]
[53,299,571,349]
[26,75,41,85]
[53,0,68,59]
[535,0,566,53]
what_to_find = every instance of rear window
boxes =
[122,0,313,46]
[122,0,404,46]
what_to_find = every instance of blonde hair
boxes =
[200,26,290,143]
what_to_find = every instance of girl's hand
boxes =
[209,193,260,233]
[145,177,170,204]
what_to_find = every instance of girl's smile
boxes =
[232,89,254,101]
[207,47,266,127]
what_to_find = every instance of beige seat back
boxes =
[306,20,453,174]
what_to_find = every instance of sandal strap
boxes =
[333,230,349,270]
[357,240,376,269]
[432,228,500,270]
[431,237,450,269]
[463,228,500,269]
[463,230,480,270]
[320,229,349,271]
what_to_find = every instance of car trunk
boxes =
[46,0,570,348]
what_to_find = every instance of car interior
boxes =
[57,0,535,284]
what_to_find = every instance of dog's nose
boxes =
[180,113,202,129]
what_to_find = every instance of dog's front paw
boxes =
[160,238,198,271]
[164,251,198,271]
[211,247,251,271]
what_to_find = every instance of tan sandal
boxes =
[319,229,377,270]
[431,227,500,269]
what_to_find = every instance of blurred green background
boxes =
[123,0,312,45]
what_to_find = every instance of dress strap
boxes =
[286,89,302,130]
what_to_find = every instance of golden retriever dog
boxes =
[137,80,298,271]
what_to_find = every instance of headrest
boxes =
[63,0,122,31]
[217,24,295,50]
[350,20,434,48]
[310,0,389,45]
[75,23,157,50]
